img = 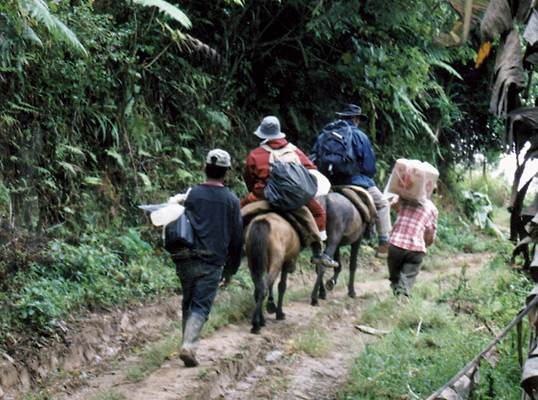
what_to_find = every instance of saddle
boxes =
[331,185,378,225]
[241,201,321,247]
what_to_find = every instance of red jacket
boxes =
[240,138,318,207]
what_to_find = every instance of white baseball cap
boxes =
[206,149,231,168]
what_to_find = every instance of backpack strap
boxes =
[260,143,297,154]
[261,143,300,165]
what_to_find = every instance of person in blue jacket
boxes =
[311,104,391,258]
[174,149,243,367]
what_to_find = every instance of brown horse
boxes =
[245,212,301,334]
[311,192,367,306]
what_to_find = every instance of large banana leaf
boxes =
[506,107,538,153]
[449,0,490,19]
[438,0,490,46]
[480,0,514,42]
[514,0,535,23]
[462,190,503,237]
[524,9,538,47]
[490,28,525,117]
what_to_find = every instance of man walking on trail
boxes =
[311,104,391,258]
[387,195,438,297]
[174,149,243,367]
[240,115,338,268]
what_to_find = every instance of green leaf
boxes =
[133,0,192,29]
[19,0,88,56]
[62,144,84,156]
[105,149,125,169]
[58,161,78,175]
[430,58,463,80]
[137,172,152,187]
[84,177,103,186]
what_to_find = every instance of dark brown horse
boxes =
[310,192,367,306]
[245,212,301,334]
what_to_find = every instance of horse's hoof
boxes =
[348,292,356,299]
[325,279,335,291]
[319,293,326,300]
[311,299,319,307]
[276,312,286,320]
[251,326,261,334]
[266,302,277,314]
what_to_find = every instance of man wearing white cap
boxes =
[241,115,338,268]
[175,149,243,367]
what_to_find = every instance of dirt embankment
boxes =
[0,252,491,400]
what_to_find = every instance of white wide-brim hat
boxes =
[254,115,286,139]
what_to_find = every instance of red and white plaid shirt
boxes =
[388,197,438,253]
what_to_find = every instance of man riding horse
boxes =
[311,104,392,258]
[240,115,338,268]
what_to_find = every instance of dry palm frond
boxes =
[174,33,222,67]
[439,0,489,47]
[480,0,514,42]
[506,107,538,152]
[449,0,490,19]
[490,28,525,117]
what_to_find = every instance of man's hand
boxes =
[220,273,233,288]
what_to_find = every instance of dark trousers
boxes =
[387,244,425,297]
[175,259,222,320]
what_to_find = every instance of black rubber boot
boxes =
[182,312,189,335]
[180,313,205,367]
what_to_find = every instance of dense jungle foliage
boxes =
[0,0,520,342]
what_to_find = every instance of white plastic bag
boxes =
[309,169,331,197]
[138,188,191,227]
[150,203,185,227]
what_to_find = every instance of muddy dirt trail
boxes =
[1,252,491,400]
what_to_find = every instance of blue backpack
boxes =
[315,120,359,177]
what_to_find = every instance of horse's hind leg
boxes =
[264,265,282,317]
[347,239,361,298]
[251,279,267,334]
[311,263,326,307]
[276,268,289,320]
[266,284,277,314]
[326,249,342,291]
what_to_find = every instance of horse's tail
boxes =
[247,218,271,280]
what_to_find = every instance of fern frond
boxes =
[396,90,437,141]
[21,23,43,47]
[133,0,191,29]
[105,149,125,169]
[19,0,87,56]
[429,58,463,80]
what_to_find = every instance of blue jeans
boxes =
[175,259,222,320]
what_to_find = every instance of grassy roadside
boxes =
[339,236,534,399]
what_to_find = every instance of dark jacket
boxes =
[311,118,377,188]
[184,183,243,275]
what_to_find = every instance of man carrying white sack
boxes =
[387,193,438,298]
[172,149,243,368]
